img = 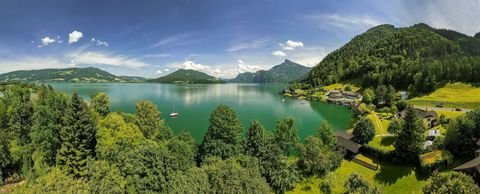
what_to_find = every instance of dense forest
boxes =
[306,23,480,94]
[0,84,344,193]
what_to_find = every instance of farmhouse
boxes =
[453,139,480,182]
[400,109,439,129]
[335,132,362,154]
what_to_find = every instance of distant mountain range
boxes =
[230,59,311,83]
[0,67,146,83]
[148,69,224,84]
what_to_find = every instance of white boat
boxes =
[170,103,179,117]
[281,98,285,102]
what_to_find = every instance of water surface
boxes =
[50,83,354,142]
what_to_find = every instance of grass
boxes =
[420,150,453,165]
[368,112,390,136]
[355,154,377,166]
[436,110,464,119]
[409,82,480,109]
[289,159,428,194]
[368,136,395,151]
[323,81,361,92]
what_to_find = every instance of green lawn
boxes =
[410,82,480,109]
[368,136,395,151]
[323,81,361,92]
[289,159,428,194]
[368,112,390,136]
[436,110,465,119]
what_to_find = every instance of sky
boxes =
[0,0,479,78]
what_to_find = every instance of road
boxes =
[413,105,472,113]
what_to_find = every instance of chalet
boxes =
[400,109,439,129]
[335,132,362,154]
[453,139,480,182]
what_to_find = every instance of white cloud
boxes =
[164,68,170,72]
[156,70,163,74]
[68,51,148,68]
[237,59,263,73]
[67,60,76,66]
[0,57,68,73]
[39,36,56,47]
[153,34,190,47]
[226,39,268,52]
[91,38,108,47]
[68,30,83,44]
[272,50,286,57]
[280,40,304,50]
[305,13,382,31]
[143,53,171,58]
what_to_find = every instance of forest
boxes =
[0,83,345,193]
[306,24,480,94]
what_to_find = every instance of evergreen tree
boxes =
[394,106,425,163]
[423,171,480,194]
[90,92,110,117]
[198,105,243,163]
[7,87,33,145]
[57,93,96,178]
[244,120,270,158]
[317,121,337,147]
[134,101,172,141]
[274,118,299,156]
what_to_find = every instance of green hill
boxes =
[306,23,480,93]
[230,59,311,83]
[0,67,146,83]
[149,69,224,84]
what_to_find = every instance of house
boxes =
[400,109,439,129]
[326,90,363,105]
[335,132,362,154]
[454,139,480,182]
[398,91,408,100]
[426,129,441,141]
[423,140,434,149]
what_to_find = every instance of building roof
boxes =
[453,156,480,172]
[400,109,438,119]
[477,139,480,147]
[329,90,341,94]
[343,91,360,97]
[335,132,361,153]
[427,129,440,137]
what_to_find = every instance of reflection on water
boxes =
[50,83,353,142]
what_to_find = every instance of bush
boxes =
[395,100,408,112]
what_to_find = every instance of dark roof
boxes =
[342,91,360,97]
[329,90,341,94]
[336,131,353,140]
[336,132,361,153]
[453,156,480,172]
[400,109,438,119]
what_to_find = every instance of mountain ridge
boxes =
[230,59,311,83]
[148,69,224,84]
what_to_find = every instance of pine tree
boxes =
[198,105,243,163]
[394,106,425,163]
[244,120,270,158]
[57,93,96,178]
[90,92,110,117]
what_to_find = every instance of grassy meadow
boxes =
[410,82,480,109]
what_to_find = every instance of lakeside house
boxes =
[400,109,439,129]
[453,139,480,182]
[326,90,363,106]
[335,132,361,155]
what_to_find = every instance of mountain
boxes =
[149,69,224,84]
[230,59,311,83]
[306,23,480,93]
[0,67,146,83]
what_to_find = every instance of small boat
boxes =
[169,112,179,117]
[281,98,285,103]
[170,103,179,118]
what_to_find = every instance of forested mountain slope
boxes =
[149,69,224,84]
[231,59,311,83]
[307,23,480,93]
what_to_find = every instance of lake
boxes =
[50,83,354,142]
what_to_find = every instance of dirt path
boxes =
[371,112,385,135]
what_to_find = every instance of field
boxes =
[435,110,465,119]
[323,80,362,92]
[368,136,395,151]
[289,159,428,194]
[420,150,453,165]
[409,82,480,109]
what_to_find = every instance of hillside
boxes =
[230,59,311,83]
[149,69,224,84]
[0,67,146,83]
[306,23,480,93]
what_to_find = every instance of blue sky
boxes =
[1,0,479,78]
